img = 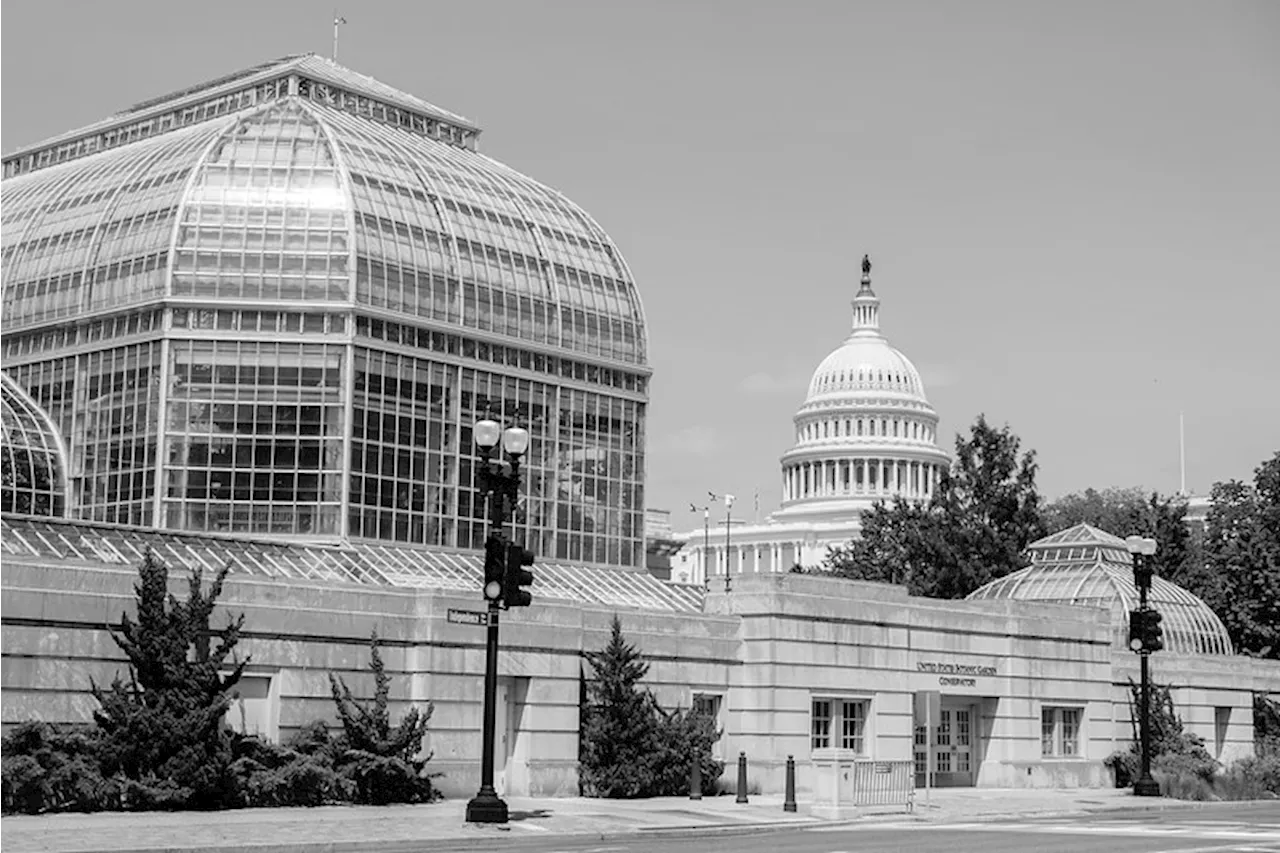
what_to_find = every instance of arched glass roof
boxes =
[967,523,1233,656]
[1,54,648,366]
[1,373,69,516]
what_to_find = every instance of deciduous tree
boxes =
[1200,452,1280,658]
[1041,487,1201,590]
[822,415,1046,598]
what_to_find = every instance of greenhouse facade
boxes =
[2,54,649,568]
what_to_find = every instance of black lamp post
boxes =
[465,417,529,825]
[1125,534,1161,798]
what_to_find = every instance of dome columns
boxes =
[781,457,944,504]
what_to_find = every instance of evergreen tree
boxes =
[328,631,437,804]
[578,616,722,798]
[91,550,248,809]
[579,616,660,797]
[822,414,1046,598]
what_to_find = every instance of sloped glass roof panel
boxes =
[0,516,704,614]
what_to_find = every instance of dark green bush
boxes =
[649,705,724,796]
[579,616,723,798]
[90,551,249,811]
[1106,678,1217,790]
[1,722,110,814]
[2,555,441,814]
[328,631,439,805]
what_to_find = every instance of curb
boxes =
[36,819,829,853]
[20,797,1278,853]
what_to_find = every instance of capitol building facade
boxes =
[674,257,951,585]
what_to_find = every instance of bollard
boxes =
[783,754,796,812]
[735,751,749,804]
[689,748,702,800]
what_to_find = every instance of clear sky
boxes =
[3,0,1277,529]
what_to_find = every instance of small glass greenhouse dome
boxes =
[967,523,1233,656]
[1,373,69,517]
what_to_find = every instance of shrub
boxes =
[328,631,438,805]
[1215,755,1280,800]
[1,722,109,814]
[1153,768,1216,801]
[649,705,724,797]
[91,551,249,811]
[579,616,723,798]
[1107,678,1217,791]
[227,731,347,807]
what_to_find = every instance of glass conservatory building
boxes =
[1,373,69,517]
[967,523,1234,656]
[1,54,650,567]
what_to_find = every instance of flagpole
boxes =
[332,11,341,61]
[1179,412,1186,495]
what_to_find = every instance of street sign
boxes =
[447,608,490,626]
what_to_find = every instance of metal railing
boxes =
[849,759,915,811]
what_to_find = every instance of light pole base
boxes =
[1133,776,1161,797]
[465,790,509,823]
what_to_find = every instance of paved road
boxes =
[441,803,1280,853]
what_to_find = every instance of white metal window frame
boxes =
[1040,704,1083,759]
[810,694,872,757]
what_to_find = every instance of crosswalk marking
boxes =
[810,819,1280,842]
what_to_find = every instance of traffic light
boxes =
[1145,610,1164,653]
[503,541,535,608]
[483,533,506,604]
[1128,608,1165,653]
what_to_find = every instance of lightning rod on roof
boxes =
[333,11,348,61]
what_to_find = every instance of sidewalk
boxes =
[0,787,1225,853]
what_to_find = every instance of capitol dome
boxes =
[968,523,1234,656]
[774,256,950,523]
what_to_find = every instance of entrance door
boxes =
[914,701,977,787]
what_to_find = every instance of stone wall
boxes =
[5,554,1277,799]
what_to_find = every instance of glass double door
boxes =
[914,702,976,787]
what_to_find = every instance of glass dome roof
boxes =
[1,54,648,366]
[1,373,68,516]
[967,523,1233,656]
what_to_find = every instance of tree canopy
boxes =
[819,414,1046,598]
[1040,486,1200,590]
[1197,452,1280,658]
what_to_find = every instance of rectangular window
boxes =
[840,700,866,752]
[694,693,724,759]
[811,699,832,750]
[811,696,869,754]
[1215,707,1231,759]
[225,674,277,741]
[1041,706,1083,757]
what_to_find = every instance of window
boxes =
[1215,707,1231,759]
[694,692,721,720]
[811,697,868,753]
[693,692,723,753]
[1041,706,1082,757]
[225,674,278,741]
